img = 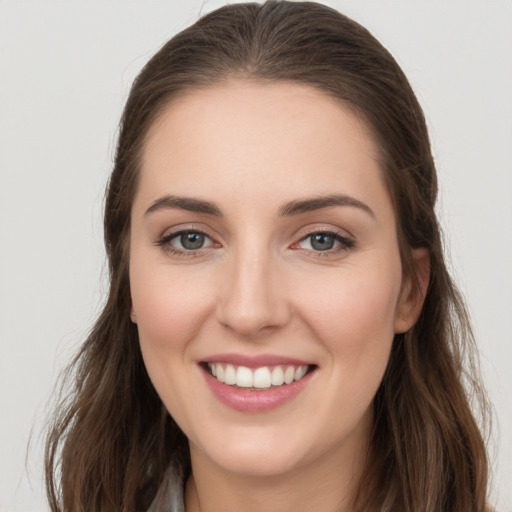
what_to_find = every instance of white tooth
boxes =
[216,364,225,383]
[253,367,272,389]
[236,366,253,387]
[294,365,308,381]
[271,366,285,386]
[224,364,236,385]
[209,363,217,377]
[284,366,295,384]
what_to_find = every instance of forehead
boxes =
[144,80,378,161]
[136,81,390,220]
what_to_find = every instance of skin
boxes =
[129,81,428,512]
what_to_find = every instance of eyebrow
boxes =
[145,195,222,216]
[279,194,375,218]
[144,193,375,219]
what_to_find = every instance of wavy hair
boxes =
[45,2,491,510]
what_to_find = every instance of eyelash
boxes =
[155,228,355,258]
[155,228,216,258]
[294,229,355,257]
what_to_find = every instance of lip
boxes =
[200,359,316,413]
[201,352,312,368]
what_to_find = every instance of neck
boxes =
[184,435,370,512]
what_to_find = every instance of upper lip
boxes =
[200,353,313,368]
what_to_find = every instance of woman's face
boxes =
[129,82,422,479]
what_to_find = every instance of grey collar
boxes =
[147,464,185,512]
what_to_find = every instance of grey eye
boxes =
[296,231,355,254]
[179,232,207,250]
[307,233,337,251]
[156,229,216,255]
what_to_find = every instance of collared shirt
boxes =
[148,465,185,512]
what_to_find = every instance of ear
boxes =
[130,305,137,324]
[394,247,430,334]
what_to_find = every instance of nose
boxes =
[216,249,291,338]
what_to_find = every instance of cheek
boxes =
[300,268,400,338]
[292,260,402,381]
[297,264,401,419]
[129,259,216,356]
[129,261,217,421]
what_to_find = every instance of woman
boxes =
[44,1,491,511]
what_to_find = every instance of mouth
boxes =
[199,354,317,412]
[203,362,314,390]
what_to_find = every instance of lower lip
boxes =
[202,366,314,413]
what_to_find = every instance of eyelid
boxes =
[155,225,221,256]
[290,226,356,256]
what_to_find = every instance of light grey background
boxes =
[0,1,510,510]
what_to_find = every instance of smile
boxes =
[200,356,317,412]
[207,363,310,389]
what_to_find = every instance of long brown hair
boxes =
[45,2,491,510]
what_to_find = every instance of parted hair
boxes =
[45,2,491,511]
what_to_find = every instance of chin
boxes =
[187,422,313,478]
[203,445,306,478]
